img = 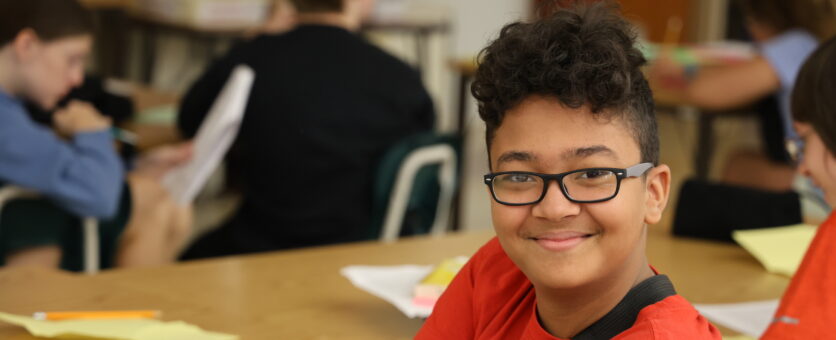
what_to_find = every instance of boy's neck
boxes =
[296,13,360,32]
[534,242,654,338]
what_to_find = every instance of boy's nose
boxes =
[531,181,581,221]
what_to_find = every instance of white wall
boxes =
[377,0,528,58]
[385,0,527,230]
[440,0,528,58]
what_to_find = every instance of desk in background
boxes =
[0,228,787,339]
[80,0,450,84]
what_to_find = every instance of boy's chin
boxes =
[36,98,60,111]
[527,264,601,290]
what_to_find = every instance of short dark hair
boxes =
[792,36,836,155]
[736,0,836,40]
[472,1,658,165]
[289,0,343,13]
[0,0,94,46]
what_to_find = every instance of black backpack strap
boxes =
[572,274,677,340]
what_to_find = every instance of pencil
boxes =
[32,310,161,321]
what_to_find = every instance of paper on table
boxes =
[732,224,817,276]
[341,265,434,318]
[163,65,254,205]
[694,300,778,338]
[0,312,238,340]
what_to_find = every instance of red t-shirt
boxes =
[416,237,721,340]
[761,212,836,339]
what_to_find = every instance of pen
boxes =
[32,310,161,321]
[111,127,138,145]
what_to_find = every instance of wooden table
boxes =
[0,228,787,339]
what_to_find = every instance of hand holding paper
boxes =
[163,65,255,205]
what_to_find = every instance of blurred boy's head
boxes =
[473,1,670,289]
[791,36,836,207]
[736,0,836,41]
[0,0,94,110]
[290,0,343,13]
[289,0,374,29]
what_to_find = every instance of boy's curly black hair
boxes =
[472,1,658,165]
[792,36,836,155]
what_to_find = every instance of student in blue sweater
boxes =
[0,0,191,269]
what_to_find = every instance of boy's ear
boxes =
[12,29,39,61]
[643,164,671,225]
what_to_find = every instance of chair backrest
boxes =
[0,186,100,274]
[370,133,461,243]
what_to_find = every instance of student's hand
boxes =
[53,100,112,136]
[131,142,194,181]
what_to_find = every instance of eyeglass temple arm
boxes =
[625,163,653,177]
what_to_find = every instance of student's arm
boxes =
[0,103,124,219]
[684,57,781,111]
[415,256,476,339]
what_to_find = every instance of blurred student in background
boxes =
[0,0,191,270]
[178,0,435,259]
[652,0,835,192]
[761,35,836,339]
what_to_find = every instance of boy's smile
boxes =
[529,229,598,252]
[488,95,669,290]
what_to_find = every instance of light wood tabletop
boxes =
[0,227,788,339]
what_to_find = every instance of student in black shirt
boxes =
[178,0,435,259]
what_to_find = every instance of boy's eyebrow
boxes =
[495,146,618,165]
[496,151,536,164]
[564,145,619,160]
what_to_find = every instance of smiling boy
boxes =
[416,3,720,339]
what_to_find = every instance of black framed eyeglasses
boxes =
[785,136,804,164]
[483,163,654,206]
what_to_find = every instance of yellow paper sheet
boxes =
[0,312,237,340]
[732,224,817,277]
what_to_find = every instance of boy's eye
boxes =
[580,170,608,178]
[574,170,614,181]
[506,173,536,183]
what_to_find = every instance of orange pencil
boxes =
[32,310,161,321]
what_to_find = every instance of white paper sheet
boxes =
[694,300,779,338]
[164,65,254,204]
[340,265,434,319]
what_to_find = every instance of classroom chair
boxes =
[0,185,101,274]
[369,133,461,243]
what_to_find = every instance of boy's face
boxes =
[795,122,836,208]
[17,33,91,110]
[488,95,669,290]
